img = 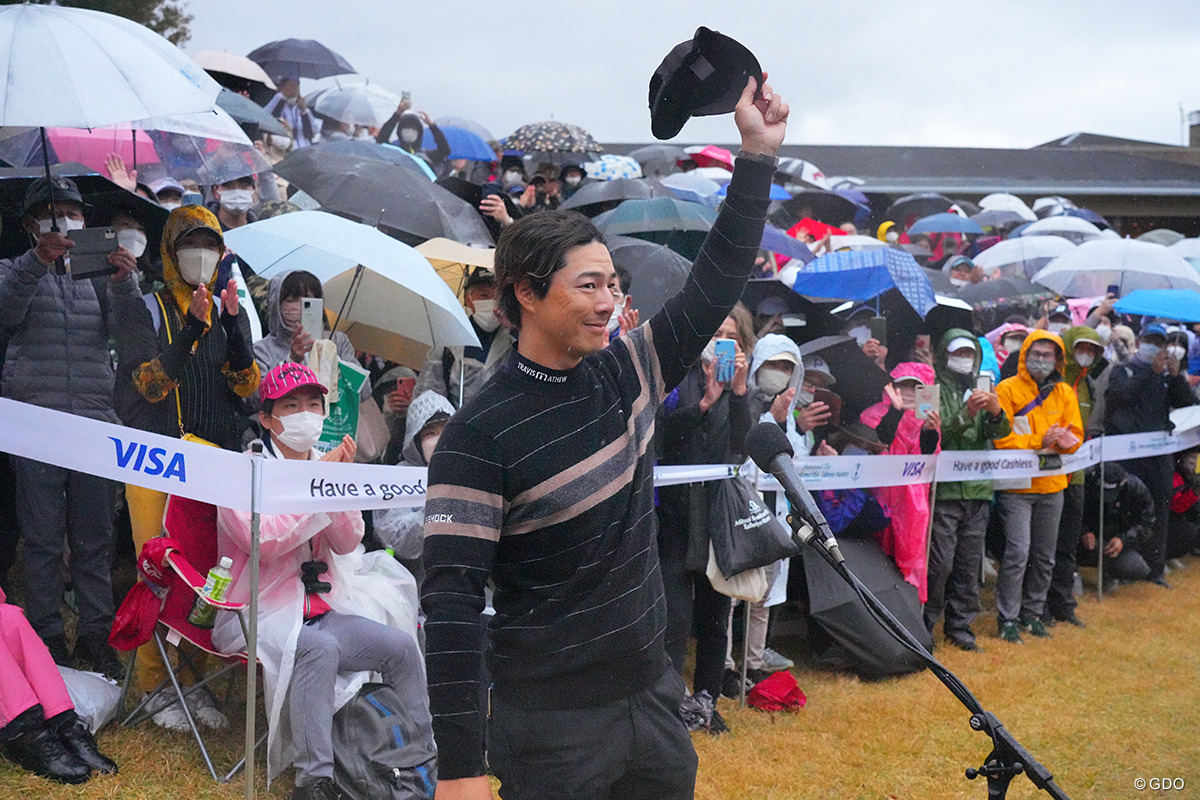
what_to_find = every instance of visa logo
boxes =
[108,437,187,482]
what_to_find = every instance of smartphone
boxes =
[976,375,993,393]
[396,376,415,398]
[713,339,736,383]
[67,226,119,280]
[813,387,842,427]
[301,297,325,342]
[869,316,887,346]
[401,90,412,103]
[1106,284,1119,297]
[915,385,940,420]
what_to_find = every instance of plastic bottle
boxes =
[188,556,234,629]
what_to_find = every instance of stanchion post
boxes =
[245,444,263,800]
[1096,443,1104,603]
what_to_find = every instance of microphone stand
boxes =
[782,511,1071,800]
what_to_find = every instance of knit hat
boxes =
[260,362,327,401]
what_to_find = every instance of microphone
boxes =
[744,421,844,564]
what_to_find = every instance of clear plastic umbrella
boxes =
[1032,239,1200,297]
[309,82,399,128]
[973,235,1076,279]
[1017,216,1103,245]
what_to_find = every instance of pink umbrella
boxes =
[687,145,733,171]
[47,127,160,174]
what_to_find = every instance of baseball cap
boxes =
[946,336,977,353]
[260,363,328,401]
[802,355,837,386]
[764,350,800,366]
[648,26,763,140]
[1141,323,1168,340]
[1049,303,1071,320]
[464,267,496,292]
[23,176,83,215]
[149,177,185,196]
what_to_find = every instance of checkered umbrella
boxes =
[782,247,937,318]
[505,120,603,154]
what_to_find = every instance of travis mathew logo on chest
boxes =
[516,360,568,383]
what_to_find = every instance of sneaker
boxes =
[1168,558,1186,572]
[1039,614,1058,628]
[142,692,191,732]
[187,687,229,730]
[43,634,72,667]
[998,621,1023,644]
[947,635,981,652]
[5,728,91,785]
[706,708,730,736]
[1018,617,1051,638]
[57,717,118,774]
[760,647,794,672]
[291,777,341,800]
[1051,610,1086,628]
[1150,575,1171,589]
[720,669,744,700]
[73,638,124,683]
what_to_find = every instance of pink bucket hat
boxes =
[259,362,328,401]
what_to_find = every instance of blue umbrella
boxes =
[1113,289,1200,322]
[907,212,984,236]
[422,125,495,162]
[786,248,937,318]
[760,224,815,264]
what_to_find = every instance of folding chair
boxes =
[115,495,266,783]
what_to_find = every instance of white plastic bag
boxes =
[706,543,769,603]
[58,666,121,733]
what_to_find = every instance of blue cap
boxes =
[1141,323,1168,339]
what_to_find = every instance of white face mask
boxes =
[160,200,182,211]
[1074,351,1095,368]
[847,325,871,346]
[796,389,815,406]
[946,355,974,375]
[503,170,523,188]
[117,228,147,258]
[218,188,254,214]
[1048,321,1069,335]
[1138,342,1161,362]
[948,277,969,288]
[1168,345,1187,362]
[1095,323,1112,344]
[1002,337,1024,354]
[1026,356,1055,379]
[272,410,324,453]
[606,304,623,333]
[399,128,421,144]
[37,216,85,234]
[471,298,500,333]
[284,95,299,107]
[565,175,582,187]
[176,247,219,287]
[756,367,791,397]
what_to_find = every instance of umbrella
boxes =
[1136,229,1185,247]
[310,140,437,180]
[415,237,494,299]
[435,116,494,144]
[272,150,493,247]
[1062,207,1109,228]
[775,156,832,190]
[826,235,888,251]
[421,125,495,162]
[772,190,860,227]
[582,154,642,181]
[797,335,890,423]
[1113,289,1200,322]
[718,182,791,201]
[885,192,951,224]
[1031,239,1200,297]
[605,235,690,320]
[628,144,686,176]
[760,224,816,265]
[505,120,602,154]
[803,536,930,680]
[190,49,276,90]
[215,88,287,136]
[780,247,938,318]
[973,235,1076,279]
[907,212,984,236]
[224,211,478,368]
[1017,216,1103,245]
[970,208,1027,230]
[687,145,734,170]
[953,276,1054,309]
[1169,238,1200,262]
[593,197,715,259]
[558,178,672,216]
[977,192,1036,221]
[310,82,400,128]
[659,171,721,206]
[246,38,355,80]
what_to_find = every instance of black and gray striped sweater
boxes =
[421,157,774,779]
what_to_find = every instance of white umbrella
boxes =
[1031,239,1200,297]
[224,211,479,368]
[978,192,1037,221]
[1170,238,1200,261]
[973,235,1077,279]
[310,82,400,128]
[828,235,888,251]
[1017,216,1103,245]
[190,49,276,89]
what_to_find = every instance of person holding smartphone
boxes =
[0,177,136,680]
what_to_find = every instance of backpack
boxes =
[331,682,438,800]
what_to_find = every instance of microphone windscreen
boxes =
[744,421,794,471]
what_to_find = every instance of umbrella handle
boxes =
[37,127,67,275]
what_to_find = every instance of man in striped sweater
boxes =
[422,77,789,800]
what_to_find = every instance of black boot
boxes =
[52,713,117,775]
[42,634,71,667]
[4,727,91,784]
[291,776,341,800]
[73,636,125,683]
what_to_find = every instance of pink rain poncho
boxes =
[858,362,940,601]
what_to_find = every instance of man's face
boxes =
[522,241,616,361]
[1027,340,1058,367]
[260,386,324,434]
[463,283,496,314]
[1074,342,1102,363]
[215,177,254,198]
[801,372,829,393]
[25,201,84,235]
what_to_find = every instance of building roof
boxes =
[1033,131,1184,150]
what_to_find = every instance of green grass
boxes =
[3,558,1197,799]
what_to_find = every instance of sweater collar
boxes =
[504,351,580,395]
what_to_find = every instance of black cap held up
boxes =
[648,26,763,141]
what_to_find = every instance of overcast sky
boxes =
[188,0,1200,150]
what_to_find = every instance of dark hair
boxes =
[494,210,605,329]
[280,270,323,302]
[614,265,632,296]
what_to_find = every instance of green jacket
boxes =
[1061,325,1101,485]
[934,328,1012,501]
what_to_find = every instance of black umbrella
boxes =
[802,536,931,680]
[885,192,952,225]
[246,38,356,80]
[605,235,690,320]
[309,140,436,180]
[559,178,672,217]
[0,163,167,260]
[771,189,859,228]
[272,150,493,247]
[953,276,1054,308]
[797,335,891,424]
[215,88,287,136]
[628,144,687,177]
